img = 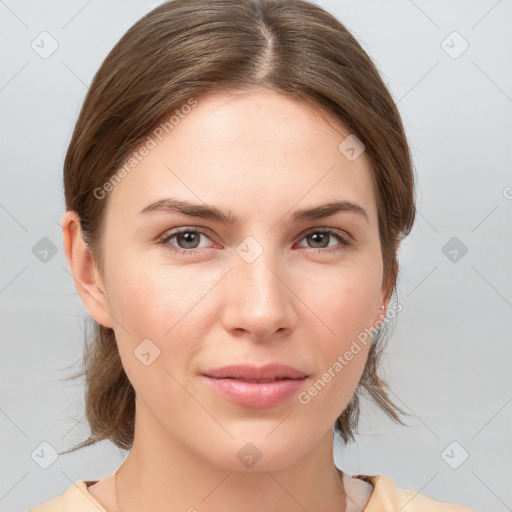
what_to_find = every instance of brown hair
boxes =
[59,0,416,455]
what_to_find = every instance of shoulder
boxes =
[29,480,107,512]
[353,474,477,512]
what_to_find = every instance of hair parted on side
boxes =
[58,0,416,455]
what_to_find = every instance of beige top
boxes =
[29,473,476,511]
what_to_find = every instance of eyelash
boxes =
[159,227,352,255]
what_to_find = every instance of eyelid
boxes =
[299,226,352,243]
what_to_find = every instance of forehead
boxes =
[104,89,378,226]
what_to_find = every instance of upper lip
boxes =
[202,363,307,380]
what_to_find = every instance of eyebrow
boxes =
[138,198,369,225]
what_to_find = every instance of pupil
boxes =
[179,232,198,248]
[310,232,328,248]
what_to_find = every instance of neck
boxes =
[114,410,347,512]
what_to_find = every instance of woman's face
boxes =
[87,89,389,471]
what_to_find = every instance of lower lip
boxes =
[201,376,306,408]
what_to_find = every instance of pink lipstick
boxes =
[201,363,307,408]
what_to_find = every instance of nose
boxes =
[220,243,297,341]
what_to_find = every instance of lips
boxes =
[201,363,308,408]
[202,363,307,381]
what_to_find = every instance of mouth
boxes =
[201,363,308,408]
[202,363,307,381]
[223,377,292,383]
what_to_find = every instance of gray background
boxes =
[1,1,511,511]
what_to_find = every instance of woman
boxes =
[30,0,475,510]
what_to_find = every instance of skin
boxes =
[62,88,391,512]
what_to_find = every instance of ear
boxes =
[61,210,114,328]
[371,280,394,329]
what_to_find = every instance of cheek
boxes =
[103,254,223,362]
[293,258,381,414]
[299,256,383,343]
[296,291,373,424]
[103,260,211,413]
[104,252,180,331]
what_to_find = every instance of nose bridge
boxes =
[234,236,284,304]
[223,235,295,337]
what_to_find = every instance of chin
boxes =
[202,423,312,473]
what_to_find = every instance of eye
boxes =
[296,229,352,254]
[159,227,352,255]
[159,227,214,254]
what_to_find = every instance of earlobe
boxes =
[372,306,386,330]
[372,286,393,329]
[61,210,114,328]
